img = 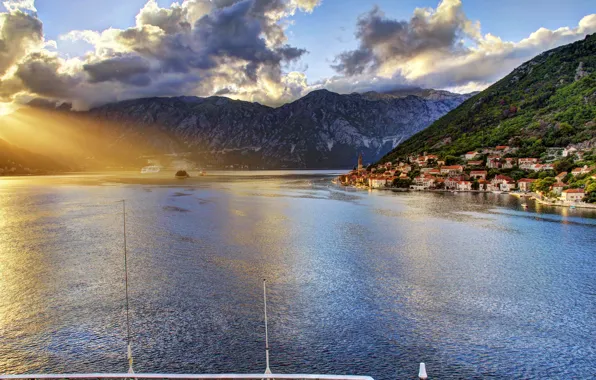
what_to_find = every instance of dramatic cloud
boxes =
[0,0,594,110]
[0,0,321,109]
[331,0,596,93]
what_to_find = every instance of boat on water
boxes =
[521,203,528,209]
[141,165,161,174]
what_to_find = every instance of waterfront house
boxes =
[477,179,490,191]
[369,176,388,189]
[457,181,472,191]
[413,175,435,189]
[500,180,516,192]
[445,177,459,189]
[552,182,566,195]
[399,172,409,179]
[492,175,515,191]
[561,189,585,202]
[517,178,536,192]
[469,170,488,180]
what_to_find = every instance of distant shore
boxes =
[340,182,596,209]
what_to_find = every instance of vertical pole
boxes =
[123,200,134,374]
[263,279,271,374]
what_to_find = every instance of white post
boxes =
[263,279,271,374]
[418,363,427,380]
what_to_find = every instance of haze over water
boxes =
[1,171,595,379]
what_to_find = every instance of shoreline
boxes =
[339,183,596,209]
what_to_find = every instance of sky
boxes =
[0,0,594,112]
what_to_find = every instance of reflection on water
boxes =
[0,171,595,379]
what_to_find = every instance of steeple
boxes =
[357,152,363,172]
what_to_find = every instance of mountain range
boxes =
[379,33,596,163]
[0,88,472,171]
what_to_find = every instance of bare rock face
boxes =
[85,89,471,168]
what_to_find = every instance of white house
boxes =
[469,170,487,180]
[562,147,577,157]
[561,189,584,202]
[552,182,566,195]
[465,151,478,160]
[517,178,535,192]
[369,177,388,189]
[456,181,472,191]
[519,158,539,170]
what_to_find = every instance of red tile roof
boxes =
[563,189,584,193]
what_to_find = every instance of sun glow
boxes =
[0,103,15,116]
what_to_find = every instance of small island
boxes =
[175,170,190,179]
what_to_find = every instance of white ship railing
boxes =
[0,374,375,380]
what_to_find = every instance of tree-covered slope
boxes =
[379,33,596,163]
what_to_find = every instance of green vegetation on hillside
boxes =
[380,34,596,163]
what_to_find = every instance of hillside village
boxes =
[338,143,596,204]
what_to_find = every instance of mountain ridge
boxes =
[378,33,596,164]
[1,88,472,171]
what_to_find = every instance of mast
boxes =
[263,279,271,374]
[122,200,134,374]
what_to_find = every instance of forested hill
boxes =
[378,33,596,163]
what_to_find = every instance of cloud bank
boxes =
[0,0,594,110]
[325,0,596,94]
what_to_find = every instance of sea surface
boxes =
[0,171,595,379]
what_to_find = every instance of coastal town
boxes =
[338,144,596,207]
